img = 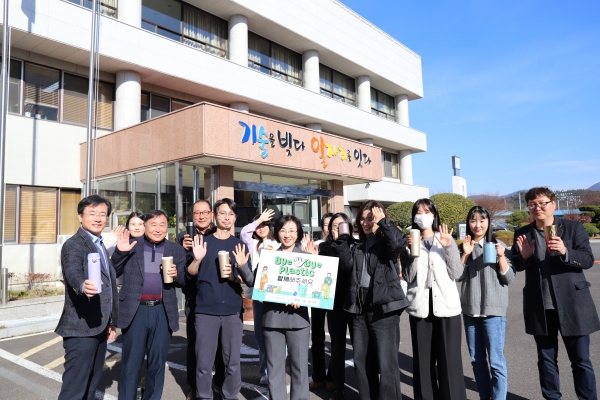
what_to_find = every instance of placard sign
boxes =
[251,250,339,310]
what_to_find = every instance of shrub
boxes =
[386,201,414,229]
[579,206,600,224]
[507,210,531,230]
[430,193,476,237]
[494,230,514,247]
[583,223,599,237]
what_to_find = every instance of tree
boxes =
[469,192,508,221]
[579,206,600,225]
[386,201,414,229]
[583,223,599,237]
[430,193,476,235]
[506,210,530,230]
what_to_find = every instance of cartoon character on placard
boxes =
[259,266,269,291]
[298,284,308,297]
[322,272,334,299]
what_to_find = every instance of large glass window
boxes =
[171,99,193,112]
[183,3,228,57]
[60,190,82,235]
[142,0,181,41]
[4,185,17,243]
[160,165,177,237]
[150,94,170,119]
[19,186,57,243]
[63,73,114,129]
[319,64,356,106]
[141,92,150,122]
[135,169,157,214]
[24,63,60,121]
[67,0,118,18]
[0,59,23,114]
[97,175,132,214]
[248,33,302,86]
[382,151,399,179]
[371,87,395,121]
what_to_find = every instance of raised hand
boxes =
[305,239,318,255]
[258,208,275,224]
[116,229,137,252]
[515,235,535,260]
[232,243,250,267]
[192,235,207,262]
[437,223,455,247]
[182,234,193,250]
[112,225,125,236]
[462,235,474,255]
[371,207,386,225]
[301,233,311,251]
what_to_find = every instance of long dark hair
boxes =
[465,206,496,243]
[356,200,388,241]
[125,211,145,229]
[410,198,441,232]
[327,212,353,242]
[274,214,303,244]
[251,214,275,251]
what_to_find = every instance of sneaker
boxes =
[260,375,269,385]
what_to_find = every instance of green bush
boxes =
[494,230,514,247]
[507,210,531,230]
[583,223,599,237]
[430,193,476,236]
[386,201,414,229]
[580,206,600,224]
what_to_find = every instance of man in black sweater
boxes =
[512,187,599,400]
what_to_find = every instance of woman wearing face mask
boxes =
[401,199,467,400]
[332,201,408,400]
[235,214,314,400]
[457,206,514,400]
[240,208,279,385]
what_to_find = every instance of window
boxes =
[63,73,115,130]
[67,0,118,18]
[248,32,302,86]
[60,190,81,235]
[0,59,23,114]
[141,93,193,121]
[24,64,60,121]
[371,88,395,121]
[19,187,57,243]
[4,185,17,242]
[382,151,399,179]
[171,99,193,111]
[319,64,356,106]
[150,94,170,118]
[182,3,228,57]
[141,92,150,122]
[142,0,182,41]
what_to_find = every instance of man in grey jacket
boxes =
[512,187,599,400]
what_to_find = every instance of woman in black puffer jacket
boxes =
[331,200,408,400]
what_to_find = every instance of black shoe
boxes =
[186,387,195,400]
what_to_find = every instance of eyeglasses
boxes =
[217,211,236,218]
[279,230,297,235]
[84,213,107,219]
[193,211,211,216]
[527,201,553,210]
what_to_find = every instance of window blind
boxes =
[60,190,81,235]
[19,187,57,243]
[4,185,17,242]
[24,64,59,109]
[63,73,114,129]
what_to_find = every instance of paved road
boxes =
[2,256,600,399]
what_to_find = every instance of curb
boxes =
[0,314,60,339]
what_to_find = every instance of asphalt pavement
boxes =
[1,246,600,399]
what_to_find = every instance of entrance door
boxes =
[262,193,311,237]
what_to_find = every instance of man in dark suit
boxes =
[55,194,118,400]
[512,186,599,400]
[111,209,186,400]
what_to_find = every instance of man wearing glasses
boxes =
[56,195,118,400]
[176,200,220,399]
[512,187,598,399]
[186,198,249,400]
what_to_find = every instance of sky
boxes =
[341,0,600,196]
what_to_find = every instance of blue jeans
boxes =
[463,315,508,400]
[253,300,268,377]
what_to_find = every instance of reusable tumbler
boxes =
[186,222,196,241]
[87,253,102,293]
[338,222,350,237]
[483,242,497,264]
[544,225,558,256]
[218,251,230,278]
[409,229,421,257]
[162,256,174,283]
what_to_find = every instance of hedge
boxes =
[386,201,414,229]
[583,223,599,237]
[430,193,476,236]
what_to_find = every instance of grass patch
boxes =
[8,288,64,301]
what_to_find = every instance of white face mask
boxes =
[414,214,434,230]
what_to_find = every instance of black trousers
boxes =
[327,308,352,394]
[311,307,332,383]
[58,329,108,400]
[409,297,466,400]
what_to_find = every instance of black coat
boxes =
[332,218,408,315]
[112,237,186,332]
[511,217,600,336]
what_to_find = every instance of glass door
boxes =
[263,193,312,237]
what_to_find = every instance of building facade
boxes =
[2,0,428,279]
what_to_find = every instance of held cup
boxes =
[544,225,558,256]
[218,251,230,279]
[162,256,174,284]
[338,222,350,237]
[186,222,196,241]
[483,242,497,264]
[409,229,421,257]
[87,253,102,293]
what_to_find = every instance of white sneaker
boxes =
[260,375,269,385]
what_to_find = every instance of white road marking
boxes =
[0,348,117,400]
[18,336,63,358]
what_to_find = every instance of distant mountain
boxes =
[589,182,600,191]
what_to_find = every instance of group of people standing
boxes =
[55,185,598,400]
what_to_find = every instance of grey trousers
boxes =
[194,313,243,400]
[264,327,310,400]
